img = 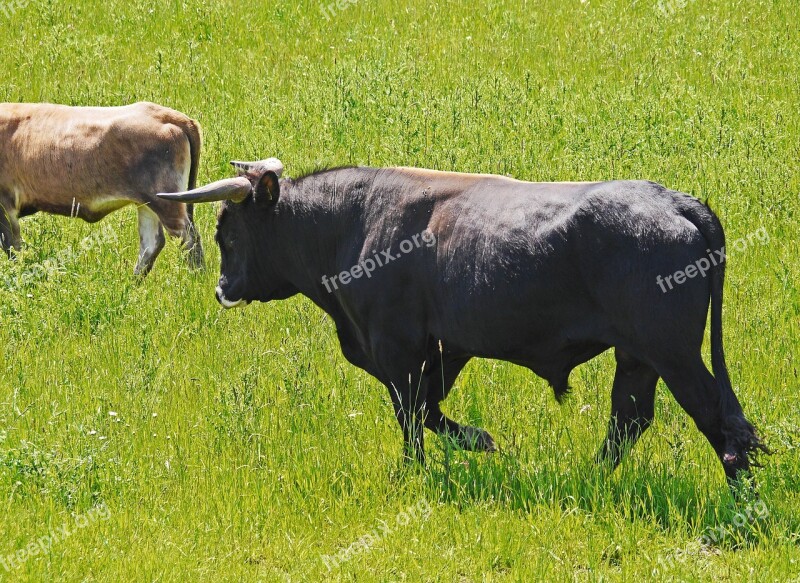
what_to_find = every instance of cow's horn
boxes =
[230,158,284,178]
[157,176,253,203]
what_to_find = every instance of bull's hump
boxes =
[392,167,520,183]
[391,167,600,187]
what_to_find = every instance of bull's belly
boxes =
[432,310,613,389]
[430,301,615,362]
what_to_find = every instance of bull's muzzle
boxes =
[215,286,248,309]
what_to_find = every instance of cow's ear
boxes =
[253,170,280,206]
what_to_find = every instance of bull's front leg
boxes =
[424,355,497,452]
[371,341,431,465]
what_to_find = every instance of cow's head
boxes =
[158,158,284,308]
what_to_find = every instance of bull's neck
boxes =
[265,169,375,310]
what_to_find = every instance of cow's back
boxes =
[0,102,193,218]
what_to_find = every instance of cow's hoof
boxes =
[187,249,205,270]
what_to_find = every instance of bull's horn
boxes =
[230,157,284,178]
[157,176,252,203]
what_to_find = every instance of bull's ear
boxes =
[253,170,280,206]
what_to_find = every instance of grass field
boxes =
[1,0,799,580]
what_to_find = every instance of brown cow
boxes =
[0,101,204,275]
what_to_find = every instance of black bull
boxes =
[159,164,767,487]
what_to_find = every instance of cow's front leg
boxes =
[0,205,21,256]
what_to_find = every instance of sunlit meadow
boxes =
[0,0,798,580]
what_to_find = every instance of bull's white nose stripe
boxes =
[216,286,247,308]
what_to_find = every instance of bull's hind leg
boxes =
[134,206,165,276]
[424,356,497,452]
[657,359,763,487]
[596,349,659,467]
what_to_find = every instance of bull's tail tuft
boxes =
[722,414,771,468]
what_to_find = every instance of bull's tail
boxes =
[676,195,769,464]
[676,197,734,411]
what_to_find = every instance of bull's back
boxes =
[419,180,704,355]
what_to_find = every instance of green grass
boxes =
[1,0,799,580]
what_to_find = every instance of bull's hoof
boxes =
[476,430,498,452]
[133,265,152,278]
[457,427,497,453]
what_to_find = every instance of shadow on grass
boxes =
[412,435,791,549]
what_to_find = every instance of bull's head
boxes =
[157,158,284,308]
